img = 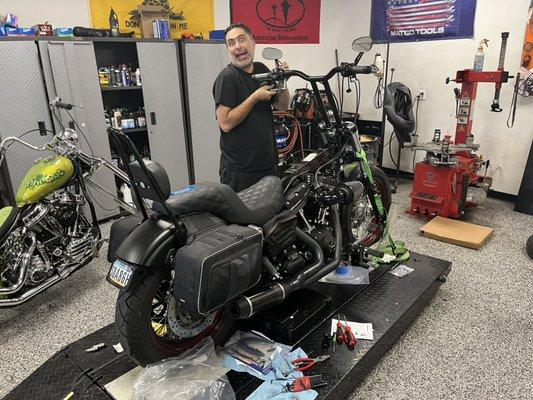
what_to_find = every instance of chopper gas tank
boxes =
[16,155,75,207]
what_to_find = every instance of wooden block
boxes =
[420,216,493,250]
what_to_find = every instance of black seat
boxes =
[0,206,19,242]
[160,176,283,226]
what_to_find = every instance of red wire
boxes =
[274,111,304,158]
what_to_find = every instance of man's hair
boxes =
[224,23,253,40]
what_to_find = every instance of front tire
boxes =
[342,166,392,247]
[115,267,234,366]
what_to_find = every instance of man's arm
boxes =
[216,86,277,133]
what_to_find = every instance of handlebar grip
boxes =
[55,101,74,110]
[349,65,373,75]
[251,72,272,81]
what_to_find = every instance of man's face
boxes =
[225,27,255,70]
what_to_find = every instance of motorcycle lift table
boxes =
[5,252,451,400]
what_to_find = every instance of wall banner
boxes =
[371,0,476,43]
[89,0,214,39]
[230,0,321,44]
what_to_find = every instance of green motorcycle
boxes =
[0,100,134,307]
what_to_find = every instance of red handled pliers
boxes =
[291,355,330,372]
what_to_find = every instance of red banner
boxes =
[231,0,321,44]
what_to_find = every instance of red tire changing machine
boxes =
[407,32,511,219]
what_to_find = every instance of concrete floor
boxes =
[1,180,532,399]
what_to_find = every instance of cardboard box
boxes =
[137,5,170,38]
[5,27,35,37]
[32,23,53,36]
[420,216,493,250]
[54,28,73,37]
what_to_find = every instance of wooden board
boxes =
[420,216,493,250]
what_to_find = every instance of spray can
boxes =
[473,39,489,71]
[109,7,119,37]
[115,68,122,87]
[135,68,142,86]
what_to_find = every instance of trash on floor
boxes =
[388,263,414,278]
[133,336,235,400]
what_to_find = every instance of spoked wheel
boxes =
[342,166,392,247]
[115,267,234,366]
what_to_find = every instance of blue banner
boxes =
[371,0,476,43]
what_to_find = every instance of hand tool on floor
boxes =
[344,315,357,350]
[291,355,330,372]
[268,374,327,397]
[335,314,345,344]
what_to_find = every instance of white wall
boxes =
[0,0,91,28]
[383,0,533,195]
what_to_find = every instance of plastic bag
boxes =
[320,262,370,285]
[223,330,287,375]
[133,337,235,400]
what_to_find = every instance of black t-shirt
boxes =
[212,62,278,172]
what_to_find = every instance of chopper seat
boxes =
[161,176,283,226]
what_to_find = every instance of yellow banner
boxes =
[89,0,214,39]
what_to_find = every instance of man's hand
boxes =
[254,85,277,102]
[273,61,291,111]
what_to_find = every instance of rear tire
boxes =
[115,267,234,366]
[527,235,533,260]
[342,166,392,247]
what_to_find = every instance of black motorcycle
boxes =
[107,37,392,366]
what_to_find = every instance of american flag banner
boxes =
[371,0,476,43]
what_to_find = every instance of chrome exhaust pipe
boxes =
[0,252,94,307]
[0,275,61,307]
[0,232,36,295]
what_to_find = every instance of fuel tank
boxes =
[16,155,75,207]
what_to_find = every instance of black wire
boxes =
[354,78,361,116]
[65,109,95,157]
[373,77,384,109]
[413,95,421,136]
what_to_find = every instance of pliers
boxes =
[291,355,330,372]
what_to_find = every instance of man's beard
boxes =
[232,59,253,69]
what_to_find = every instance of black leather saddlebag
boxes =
[174,224,263,316]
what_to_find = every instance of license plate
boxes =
[107,259,134,289]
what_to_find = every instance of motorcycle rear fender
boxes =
[114,218,180,287]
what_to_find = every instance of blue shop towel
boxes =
[222,345,303,381]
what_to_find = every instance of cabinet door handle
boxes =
[150,112,156,125]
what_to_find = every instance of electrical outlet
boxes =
[419,89,427,100]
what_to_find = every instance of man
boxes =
[213,23,290,192]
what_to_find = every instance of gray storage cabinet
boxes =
[180,40,228,183]
[0,41,55,205]
[137,41,189,190]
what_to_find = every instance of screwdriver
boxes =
[344,315,357,349]
[268,375,327,397]
[336,314,345,344]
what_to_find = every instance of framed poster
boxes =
[371,0,476,43]
[89,0,214,39]
[230,0,321,44]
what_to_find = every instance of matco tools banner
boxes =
[231,0,321,44]
[371,0,476,43]
[89,0,214,39]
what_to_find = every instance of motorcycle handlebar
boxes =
[252,64,374,83]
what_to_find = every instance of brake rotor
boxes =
[166,297,216,339]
